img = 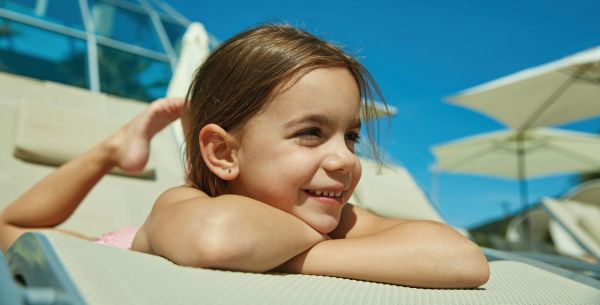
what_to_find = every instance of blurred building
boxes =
[0,0,217,102]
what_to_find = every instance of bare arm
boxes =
[132,186,325,272]
[276,205,490,288]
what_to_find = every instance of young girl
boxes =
[0,25,489,288]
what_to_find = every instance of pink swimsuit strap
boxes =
[94,226,140,249]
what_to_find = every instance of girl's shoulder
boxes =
[152,185,209,212]
[133,185,211,254]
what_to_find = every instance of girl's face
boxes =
[228,67,362,234]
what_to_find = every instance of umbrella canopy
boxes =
[433,127,600,244]
[166,22,211,161]
[167,22,211,98]
[368,101,398,119]
[432,128,600,180]
[449,46,600,131]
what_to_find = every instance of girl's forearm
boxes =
[276,221,489,288]
[146,195,325,272]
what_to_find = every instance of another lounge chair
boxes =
[543,198,600,261]
[563,179,600,207]
[545,180,600,260]
[504,208,556,253]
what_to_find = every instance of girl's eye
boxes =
[296,128,322,146]
[345,131,361,143]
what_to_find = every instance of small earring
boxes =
[223,168,231,174]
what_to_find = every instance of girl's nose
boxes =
[322,140,358,173]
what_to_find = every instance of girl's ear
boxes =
[199,124,239,180]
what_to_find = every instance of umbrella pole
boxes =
[517,137,531,249]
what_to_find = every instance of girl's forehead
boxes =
[248,69,361,127]
[270,68,359,106]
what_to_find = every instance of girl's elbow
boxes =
[149,208,255,270]
[459,263,490,288]
[185,213,256,270]
[457,246,490,288]
[472,265,490,287]
[460,265,490,288]
[433,226,490,288]
[189,233,252,270]
[441,223,490,287]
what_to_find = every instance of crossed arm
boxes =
[132,186,489,289]
[277,208,490,288]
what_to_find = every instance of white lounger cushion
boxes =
[14,99,156,179]
[40,231,600,305]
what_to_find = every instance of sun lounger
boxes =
[0,71,183,238]
[2,231,598,305]
[544,181,600,260]
[501,182,600,264]
[504,208,556,252]
[494,204,600,280]
[564,179,600,206]
[543,198,600,261]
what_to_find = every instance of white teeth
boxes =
[307,190,343,198]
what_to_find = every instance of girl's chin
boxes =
[289,205,343,234]
[307,217,340,234]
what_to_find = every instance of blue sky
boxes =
[168,0,600,228]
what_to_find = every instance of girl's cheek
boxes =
[354,162,362,183]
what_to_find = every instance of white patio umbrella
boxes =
[167,22,211,98]
[449,46,600,131]
[368,101,398,119]
[166,22,211,159]
[432,127,600,239]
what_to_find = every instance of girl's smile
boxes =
[228,67,362,234]
[304,189,345,207]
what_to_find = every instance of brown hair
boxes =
[184,24,387,196]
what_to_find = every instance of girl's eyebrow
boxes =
[283,114,361,129]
